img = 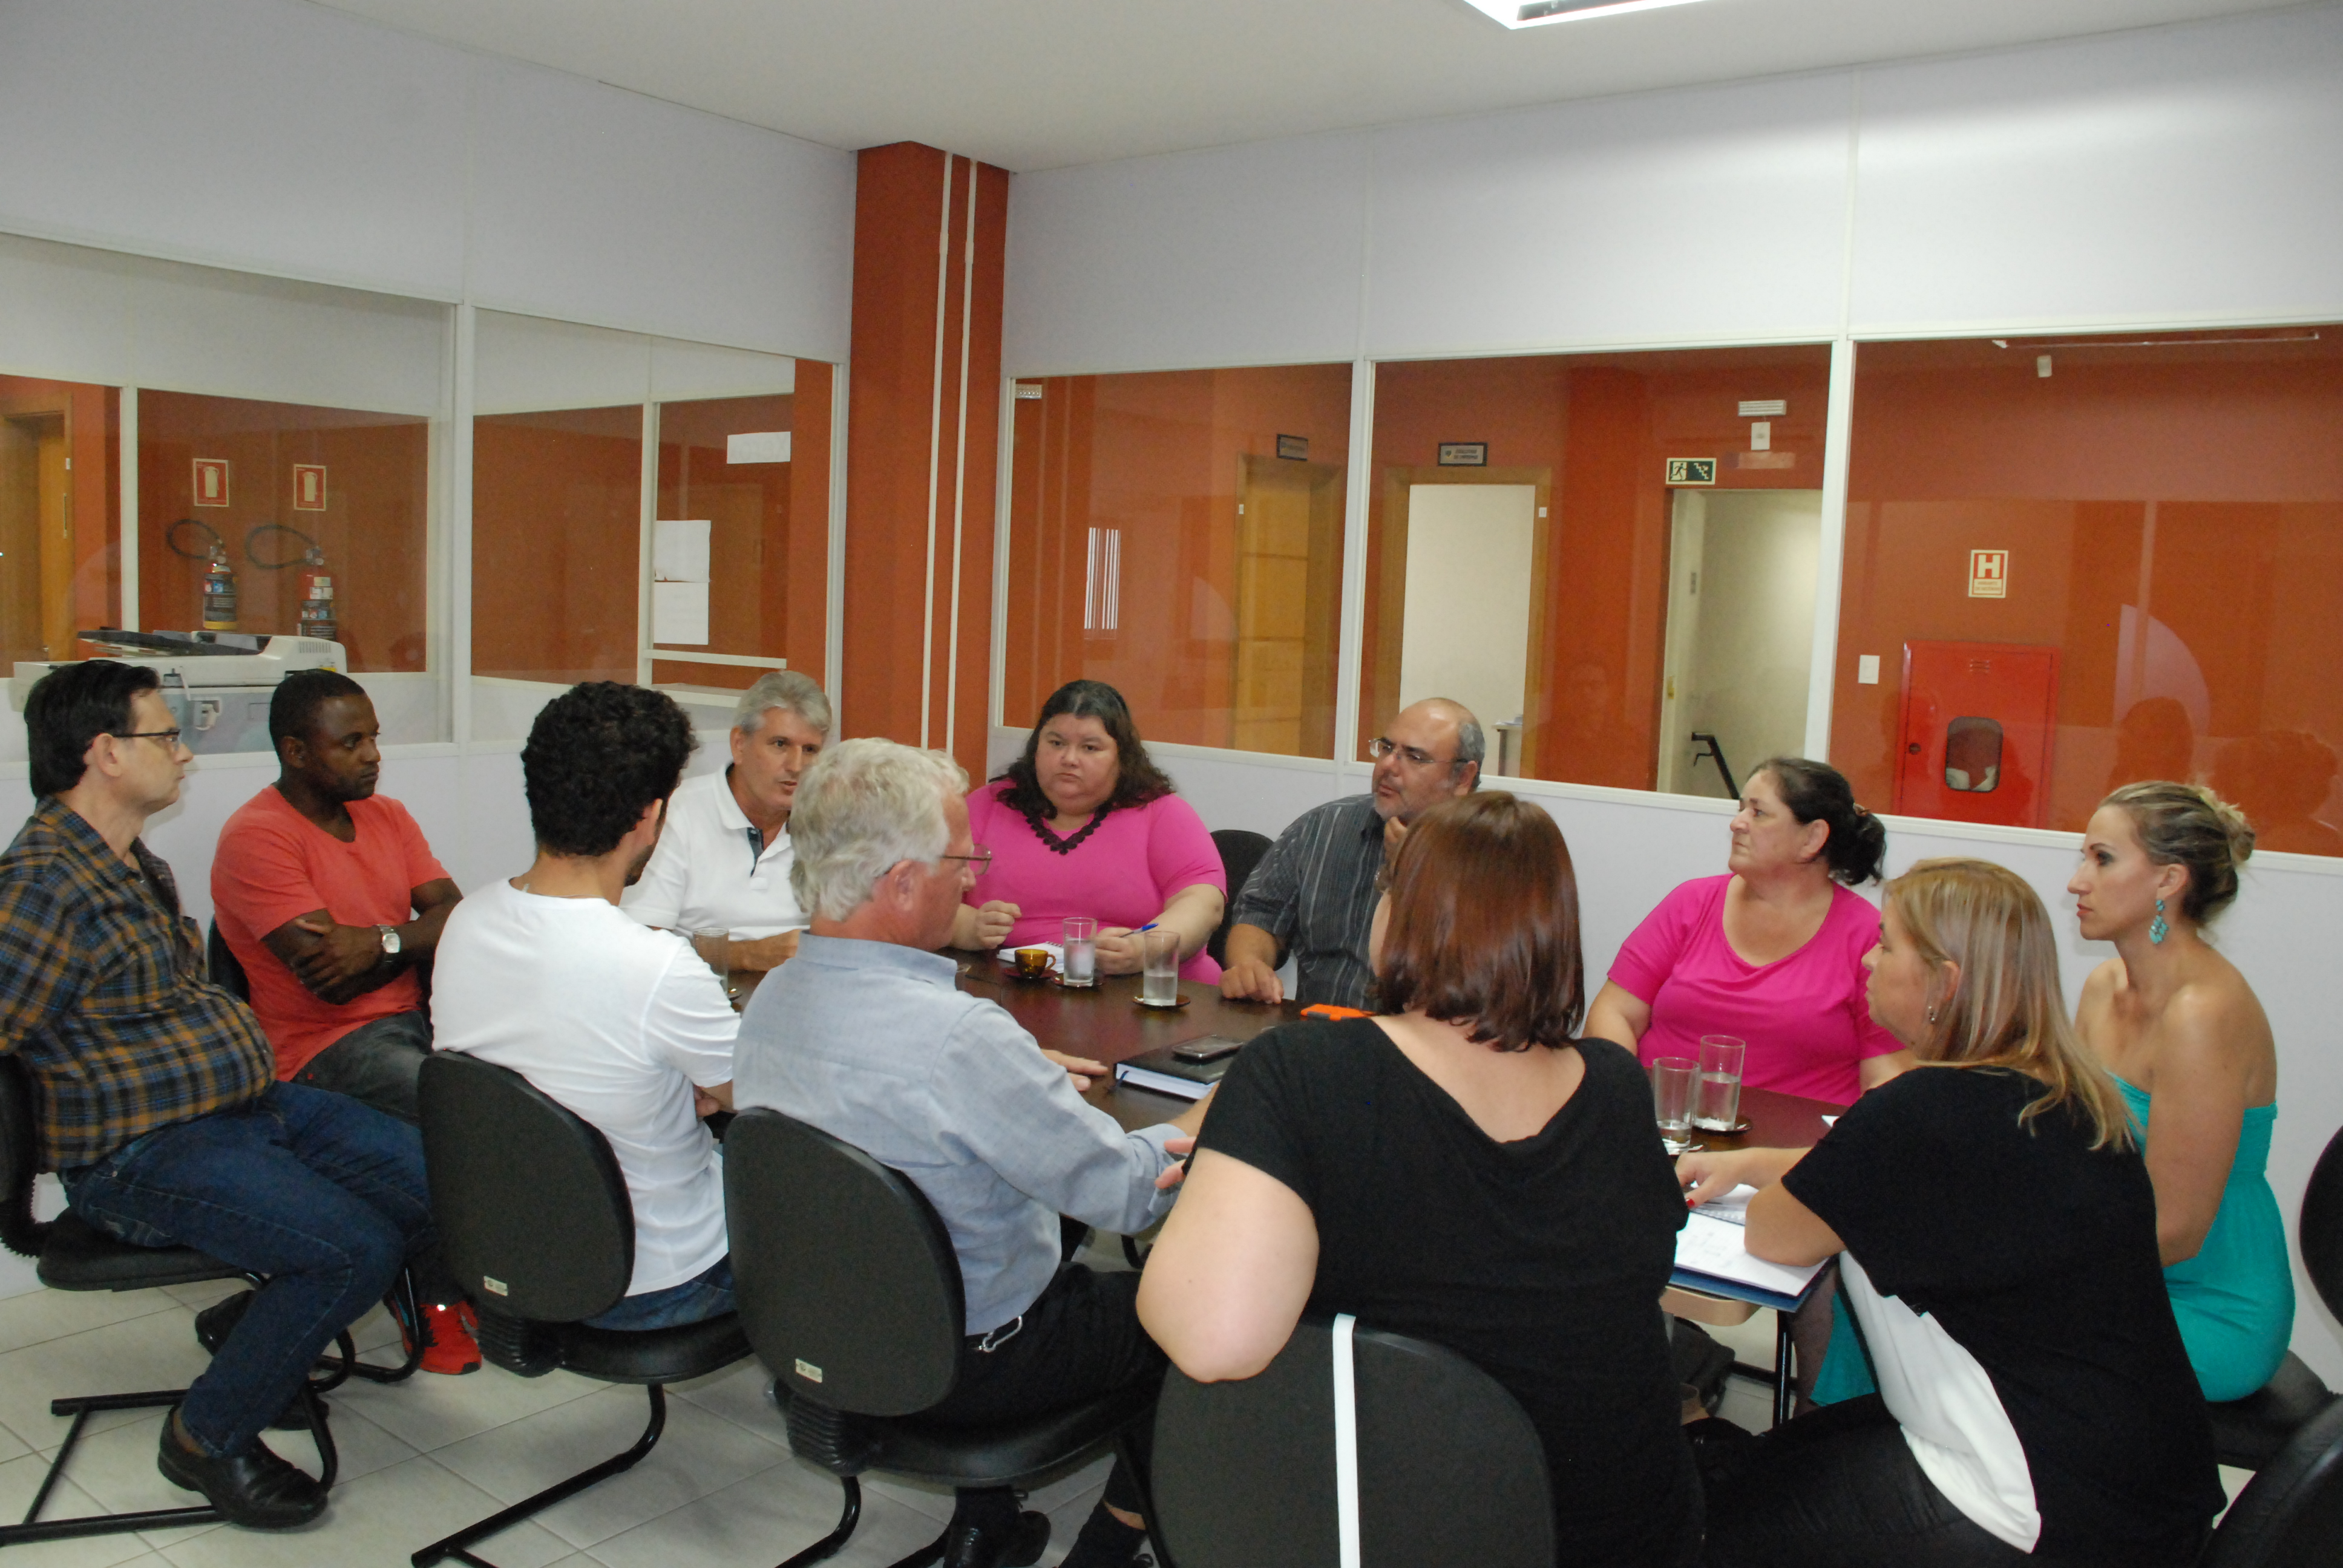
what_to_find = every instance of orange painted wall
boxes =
[0,375,118,660]
[1832,332,2343,848]
[1365,347,1832,786]
[1001,364,1352,751]
[842,143,1008,776]
[471,405,640,684]
[139,391,427,670]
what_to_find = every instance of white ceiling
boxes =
[311,0,2302,171]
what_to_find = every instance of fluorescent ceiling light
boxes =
[1462,0,1711,28]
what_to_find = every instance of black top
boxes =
[1196,1018,1699,1566]
[1783,1065,2224,1561]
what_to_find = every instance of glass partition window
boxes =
[1833,328,2343,853]
[472,404,643,686]
[1003,364,1352,756]
[0,374,119,669]
[139,391,427,670]
[1362,346,1833,792]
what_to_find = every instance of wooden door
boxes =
[1232,454,1342,756]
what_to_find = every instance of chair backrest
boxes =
[2205,1395,2343,1568]
[0,1057,48,1259]
[2299,1126,2343,1320]
[204,920,251,1002]
[416,1051,635,1324]
[1152,1316,1554,1568]
[1207,828,1274,967]
[723,1108,966,1418]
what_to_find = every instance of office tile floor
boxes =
[0,1269,2249,1568]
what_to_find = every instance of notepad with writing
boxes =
[1671,1184,1826,1310]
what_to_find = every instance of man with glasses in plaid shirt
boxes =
[0,661,436,1532]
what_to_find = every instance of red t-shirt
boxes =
[211,786,450,1078]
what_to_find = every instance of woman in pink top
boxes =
[1584,759,1913,1105]
[950,681,1228,982]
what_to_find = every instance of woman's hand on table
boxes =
[1675,1146,1805,1209]
[1094,927,1146,973]
[957,900,1020,949]
[1041,1048,1107,1091]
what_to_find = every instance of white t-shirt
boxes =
[621,769,807,939]
[432,878,739,1296]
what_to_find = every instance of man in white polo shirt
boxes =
[623,671,827,985]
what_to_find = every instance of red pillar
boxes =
[841,142,1009,782]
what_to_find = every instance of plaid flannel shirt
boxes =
[0,800,274,1171]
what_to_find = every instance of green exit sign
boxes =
[1666,458,1717,486]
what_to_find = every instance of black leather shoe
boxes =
[191,1292,323,1432]
[156,1425,327,1529]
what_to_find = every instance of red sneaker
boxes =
[402,1300,482,1376]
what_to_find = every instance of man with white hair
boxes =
[734,737,1202,1568]
[623,669,829,978]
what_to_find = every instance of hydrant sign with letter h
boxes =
[1968,549,2008,599]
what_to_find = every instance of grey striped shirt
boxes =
[1229,794,1387,1010]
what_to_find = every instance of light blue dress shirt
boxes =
[733,933,1181,1333]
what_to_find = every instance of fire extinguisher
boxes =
[296,546,338,645]
[200,543,238,632]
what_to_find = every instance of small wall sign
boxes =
[1666,458,1717,486]
[192,458,230,507]
[1968,549,2010,598]
[292,465,327,511]
[1437,442,1487,466]
[1276,434,1309,461]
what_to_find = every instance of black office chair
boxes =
[2207,1126,2343,1469]
[205,918,251,1001]
[724,1108,1159,1568]
[1150,1315,1552,1568]
[2202,1394,2343,1567]
[411,1052,751,1568]
[0,1054,356,1547]
[1205,829,1273,969]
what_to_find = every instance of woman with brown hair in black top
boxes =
[1139,791,1700,1566]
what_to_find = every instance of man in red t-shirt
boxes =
[212,670,479,1372]
[213,671,461,1122]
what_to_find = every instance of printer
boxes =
[12,629,348,756]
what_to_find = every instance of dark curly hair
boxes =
[24,659,160,799]
[269,668,367,753]
[993,680,1175,818]
[522,683,697,858]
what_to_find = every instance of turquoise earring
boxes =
[2150,898,2169,945]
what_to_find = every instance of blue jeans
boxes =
[59,1082,434,1459]
[584,1256,735,1331]
[292,1008,432,1125]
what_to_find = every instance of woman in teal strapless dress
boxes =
[2070,782,2291,1401]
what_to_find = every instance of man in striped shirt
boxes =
[1218,698,1483,1010]
[0,661,435,1532]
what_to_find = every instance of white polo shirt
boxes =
[622,768,807,938]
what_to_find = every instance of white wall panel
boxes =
[0,0,470,300]
[651,339,797,402]
[474,312,652,414]
[1365,75,1853,357]
[470,59,855,364]
[1004,133,1373,376]
[1851,7,2343,333]
[0,235,135,385]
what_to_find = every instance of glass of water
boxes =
[1651,1057,1699,1156]
[1062,916,1098,987]
[1140,928,1182,1006]
[1694,1035,1746,1132]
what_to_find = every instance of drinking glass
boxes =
[1694,1035,1747,1131]
[1651,1057,1699,1156]
[1141,928,1182,1005]
[1061,917,1098,987]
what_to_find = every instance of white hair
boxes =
[734,670,832,737]
[789,737,968,921]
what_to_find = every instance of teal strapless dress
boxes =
[1810,1077,2292,1407]
[2114,1075,2293,1402]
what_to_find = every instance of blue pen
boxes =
[1133,922,1159,933]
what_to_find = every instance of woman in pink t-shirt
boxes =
[1584,759,1913,1106]
[949,681,1228,982]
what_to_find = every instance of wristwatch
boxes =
[377,924,402,958]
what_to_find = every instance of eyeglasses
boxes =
[1367,736,1457,769]
[111,729,185,748]
[937,846,993,877]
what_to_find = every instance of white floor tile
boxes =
[158,1282,245,1312]
[0,1289,184,1359]
[0,1449,168,1568]
[1715,1373,1778,1432]
[319,1361,602,1454]
[157,1452,575,1568]
[585,1455,947,1568]
[667,1360,783,1442]
[0,1310,212,1454]
[428,1382,790,1550]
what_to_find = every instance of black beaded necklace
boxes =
[1020,800,1113,856]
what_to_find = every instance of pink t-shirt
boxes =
[1605,874,1900,1106]
[965,783,1228,982]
